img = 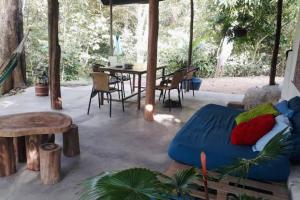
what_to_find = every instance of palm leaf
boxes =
[161,167,198,198]
[80,168,168,200]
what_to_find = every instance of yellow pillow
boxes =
[235,103,279,125]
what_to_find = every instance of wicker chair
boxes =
[156,70,185,111]
[87,72,125,117]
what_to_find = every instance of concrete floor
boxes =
[0,86,244,200]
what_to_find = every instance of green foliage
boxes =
[22,0,300,83]
[80,168,198,200]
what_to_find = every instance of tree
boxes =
[0,0,26,94]
[187,0,194,67]
[269,0,283,85]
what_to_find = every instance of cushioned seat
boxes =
[168,104,290,182]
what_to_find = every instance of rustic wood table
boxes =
[97,64,166,109]
[0,112,80,177]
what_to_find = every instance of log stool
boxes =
[63,124,80,157]
[40,143,61,185]
[0,138,16,177]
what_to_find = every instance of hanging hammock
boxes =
[0,35,27,86]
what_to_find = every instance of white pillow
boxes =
[252,115,292,152]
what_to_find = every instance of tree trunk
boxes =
[269,0,283,85]
[136,5,148,63]
[144,0,159,121]
[109,0,113,56]
[48,0,62,109]
[0,0,26,94]
[188,0,194,67]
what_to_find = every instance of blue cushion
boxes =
[288,96,300,112]
[290,110,300,162]
[168,104,290,182]
[275,100,294,119]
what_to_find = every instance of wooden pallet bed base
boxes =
[165,161,289,200]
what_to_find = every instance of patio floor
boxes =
[0,85,276,200]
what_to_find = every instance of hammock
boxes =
[0,35,27,86]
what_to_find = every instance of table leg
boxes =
[63,124,80,157]
[133,74,136,92]
[13,136,26,163]
[25,135,47,171]
[137,74,142,110]
[0,137,16,177]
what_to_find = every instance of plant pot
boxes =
[35,84,49,96]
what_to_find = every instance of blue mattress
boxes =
[168,104,290,182]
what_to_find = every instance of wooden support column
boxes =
[109,0,113,56]
[48,0,62,110]
[188,0,194,67]
[144,0,159,121]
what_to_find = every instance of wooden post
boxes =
[48,0,62,110]
[0,138,16,177]
[109,0,113,56]
[188,0,194,67]
[63,124,80,157]
[144,0,159,121]
[40,143,61,185]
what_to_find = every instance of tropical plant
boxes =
[80,130,291,200]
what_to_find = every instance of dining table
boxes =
[96,64,167,110]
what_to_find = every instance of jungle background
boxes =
[23,0,300,85]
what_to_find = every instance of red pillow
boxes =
[231,114,276,145]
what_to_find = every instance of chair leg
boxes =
[129,75,133,94]
[180,82,184,100]
[159,90,163,101]
[87,91,93,115]
[117,83,121,100]
[168,89,171,112]
[192,80,195,96]
[178,88,182,108]
[108,93,112,118]
[106,93,109,103]
[98,92,101,108]
[163,90,167,103]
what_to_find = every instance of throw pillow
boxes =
[252,115,292,152]
[235,103,279,125]
[231,114,276,145]
[275,100,294,119]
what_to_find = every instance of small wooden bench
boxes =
[165,161,289,200]
[0,112,80,176]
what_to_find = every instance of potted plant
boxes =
[34,65,49,96]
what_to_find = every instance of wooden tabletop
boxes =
[97,64,166,75]
[0,112,73,137]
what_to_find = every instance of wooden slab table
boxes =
[0,112,79,177]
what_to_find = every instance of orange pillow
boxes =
[231,114,276,145]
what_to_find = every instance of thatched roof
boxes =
[101,0,163,6]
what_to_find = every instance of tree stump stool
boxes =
[40,143,61,185]
[63,124,80,157]
[0,138,16,177]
